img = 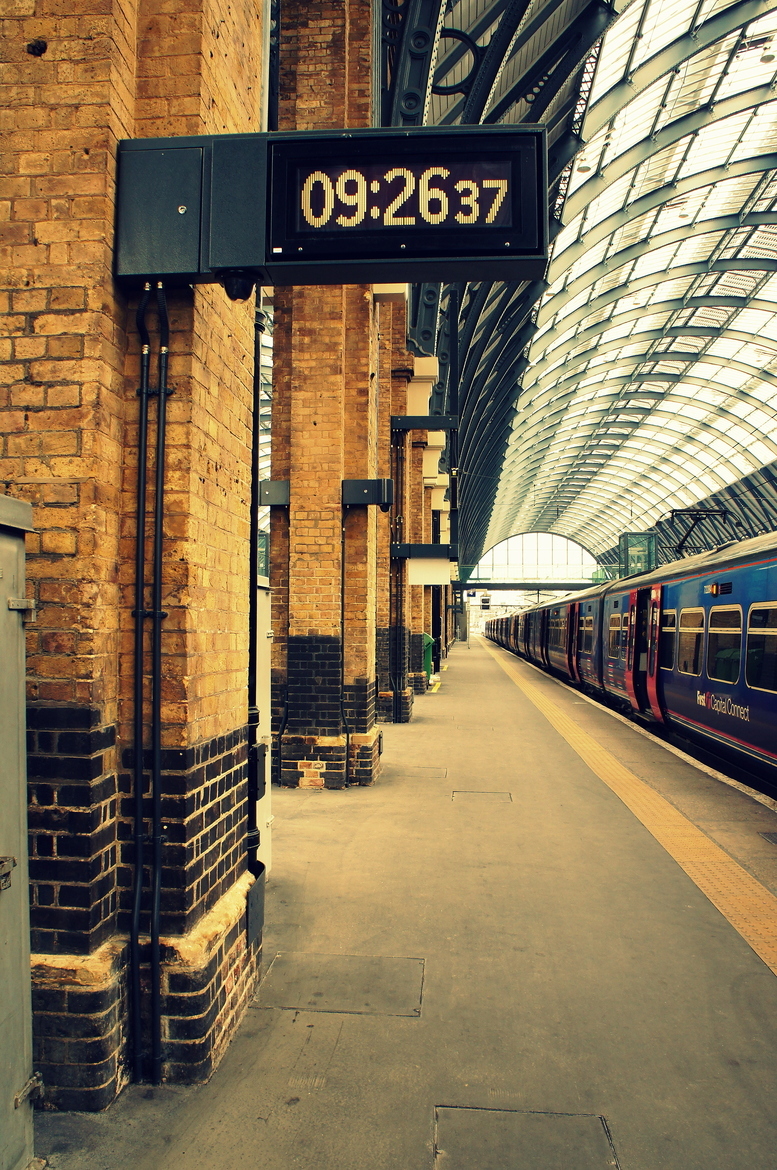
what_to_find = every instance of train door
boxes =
[567,603,581,681]
[625,588,651,713]
[644,584,664,720]
[540,608,551,667]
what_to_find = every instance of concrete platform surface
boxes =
[35,638,777,1169]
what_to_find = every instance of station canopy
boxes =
[385,0,777,572]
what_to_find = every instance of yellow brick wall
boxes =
[1,0,266,748]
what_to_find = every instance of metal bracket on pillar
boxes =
[390,415,458,431]
[258,480,290,505]
[391,543,457,561]
[342,479,394,509]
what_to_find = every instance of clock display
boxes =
[267,128,547,276]
[296,162,512,232]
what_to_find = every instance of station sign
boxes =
[115,127,548,288]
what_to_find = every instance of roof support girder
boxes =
[585,0,777,137]
[546,154,777,293]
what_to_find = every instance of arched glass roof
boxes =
[487,0,777,558]
[382,0,777,570]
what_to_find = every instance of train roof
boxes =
[513,531,777,613]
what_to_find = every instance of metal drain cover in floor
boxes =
[434,1107,619,1169]
[760,832,777,845]
[260,952,425,1015]
[452,791,512,802]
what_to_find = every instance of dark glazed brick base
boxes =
[377,687,414,723]
[31,939,127,1111]
[27,704,118,956]
[376,624,414,722]
[118,727,249,935]
[410,632,426,687]
[342,677,376,734]
[160,879,261,1083]
[31,875,262,1109]
[286,634,343,735]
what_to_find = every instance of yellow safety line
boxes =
[482,640,777,976]
[429,679,441,693]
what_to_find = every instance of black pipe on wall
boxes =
[340,509,352,784]
[150,282,171,1085]
[130,282,152,1083]
[391,426,406,722]
[246,306,268,873]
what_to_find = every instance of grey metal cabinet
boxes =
[0,495,36,1170]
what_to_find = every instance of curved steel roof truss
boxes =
[384,0,777,569]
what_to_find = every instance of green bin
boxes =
[423,631,435,681]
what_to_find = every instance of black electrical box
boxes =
[258,480,290,506]
[115,134,270,285]
[342,479,394,508]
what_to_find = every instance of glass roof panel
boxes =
[486,0,777,556]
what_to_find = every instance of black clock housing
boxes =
[115,126,548,287]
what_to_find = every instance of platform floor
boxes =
[37,637,777,1169]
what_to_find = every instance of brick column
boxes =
[1,0,268,1108]
[376,305,416,721]
[270,0,383,786]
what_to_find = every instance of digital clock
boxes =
[115,126,548,288]
[296,161,512,232]
[268,127,547,280]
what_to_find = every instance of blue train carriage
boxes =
[484,532,777,783]
[650,533,777,775]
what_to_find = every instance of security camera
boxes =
[218,270,256,303]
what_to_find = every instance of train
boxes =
[484,532,777,787]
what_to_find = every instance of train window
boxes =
[746,606,777,692]
[659,611,676,669]
[678,609,704,675]
[608,614,621,657]
[619,610,629,659]
[582,615,594,654]
[548,608,567,652]
[707,608,741,684]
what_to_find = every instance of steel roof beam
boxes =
[537,255,777,333]
[534,293,774,352]
[486,0,615,123]
[565,83,777,223]
[584,0,777,137]
[547,155,777,294]
[388,0,446,126]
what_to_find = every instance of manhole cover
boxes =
[260,952,425,1016]
[434,1107,619,1169]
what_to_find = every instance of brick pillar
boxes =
[408,435,429,693]
[376,305,416,721]
[1,0,267,1108]
[376,304,397,720]
[270,0,382,786]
